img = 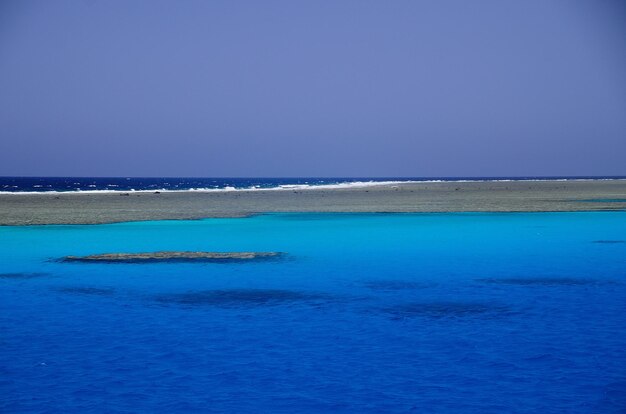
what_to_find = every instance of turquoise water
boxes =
[575,199,626,203]
[1,212,625,413]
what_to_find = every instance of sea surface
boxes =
[1,176,625,193]
[1,212,625,413]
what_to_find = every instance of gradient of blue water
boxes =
[1,213,625,413]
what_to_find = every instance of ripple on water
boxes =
[0,272,49,279]
[55,287,116,296]
[477,277,607,286]
[592,240,625,244]
[154,289,329,308]
[384,302,509,319]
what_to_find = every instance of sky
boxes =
[1,0,625,177]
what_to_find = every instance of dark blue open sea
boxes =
[1,212,626,413]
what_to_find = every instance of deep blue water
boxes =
[1,212,625,413]
[1,176,625,193]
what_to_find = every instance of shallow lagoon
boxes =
[1,212,625,413]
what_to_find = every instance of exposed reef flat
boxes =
[62,251,283,263]
[1,179,626,225]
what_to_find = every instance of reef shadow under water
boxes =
[154,288,331,308]
[383,301,511,319]
[477,277,611,286]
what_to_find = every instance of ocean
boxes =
[1,212,625,413]
[1,176,625,193]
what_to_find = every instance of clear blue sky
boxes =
[1,0,625,177]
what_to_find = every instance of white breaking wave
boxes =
[0,180,417,194]
[0,178,624,195]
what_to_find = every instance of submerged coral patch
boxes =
[384,302,508,319]
[155,289,328,307]
[55,287,115,296]
[477,277,603,286]
[0,272,49,279]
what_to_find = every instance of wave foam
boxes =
[0,178,623,195]
[0,180,414,194]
